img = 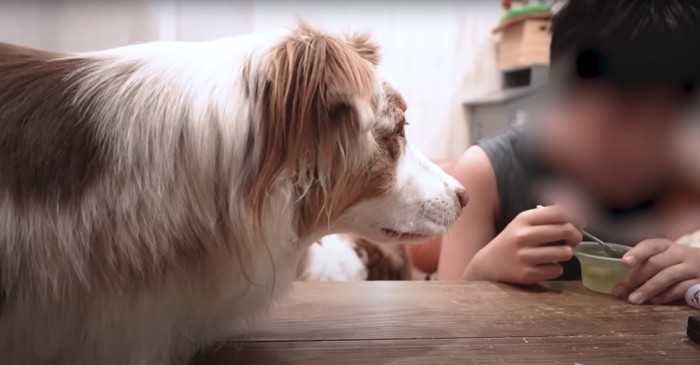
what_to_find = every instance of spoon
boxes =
[535,205,630,258]
[580,229,630,259]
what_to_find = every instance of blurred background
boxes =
[0,0,508,160]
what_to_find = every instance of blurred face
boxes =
[541,81,687,207]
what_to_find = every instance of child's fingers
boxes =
[616,248,684,296]
[524,205,587,229]
[516,224,582,248]
[520,263,563,284]
[622,238,672,267]
[625,263,696,304]
[650,278,700,304]
[519,245,574,265]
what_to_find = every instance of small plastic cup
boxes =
[574,242,631,294]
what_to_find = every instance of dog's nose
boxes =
[455,188,468,209]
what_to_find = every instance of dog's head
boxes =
[247,22,466,243]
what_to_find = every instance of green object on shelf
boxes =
[502,3,551,20]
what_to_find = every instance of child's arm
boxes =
[437,146,585,283]
[437,146,499,280]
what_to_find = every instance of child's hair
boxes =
[550,0,700,94]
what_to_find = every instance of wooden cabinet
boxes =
[494,12,552,71]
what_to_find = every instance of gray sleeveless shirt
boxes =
[476,126,665,280]
[476,126,581,280]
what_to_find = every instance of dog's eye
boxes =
[394,119,408,137]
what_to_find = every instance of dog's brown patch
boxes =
[0,43,108,207]
[249,22,377,232]
[354,238,416,280]
[339,83,408,197]
[293,83,408,238]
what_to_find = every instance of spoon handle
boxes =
[581,229,607,246]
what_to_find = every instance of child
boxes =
[438,0,700,305]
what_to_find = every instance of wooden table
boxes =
[192,281,700,365]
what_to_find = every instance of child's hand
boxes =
[464,205,584,284]
[613,239,700,304]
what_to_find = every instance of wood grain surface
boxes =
[191,281,700,365]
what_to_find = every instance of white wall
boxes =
[0,0,161,52]
[0,0,502,159]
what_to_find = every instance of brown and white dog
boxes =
[0,23,466,365]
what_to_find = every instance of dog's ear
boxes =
[345,32,380,66]
[250,21,378,230]
[261,20,378,152]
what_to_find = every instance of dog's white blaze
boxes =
[335,142,463,242]
[388,143,464,232]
